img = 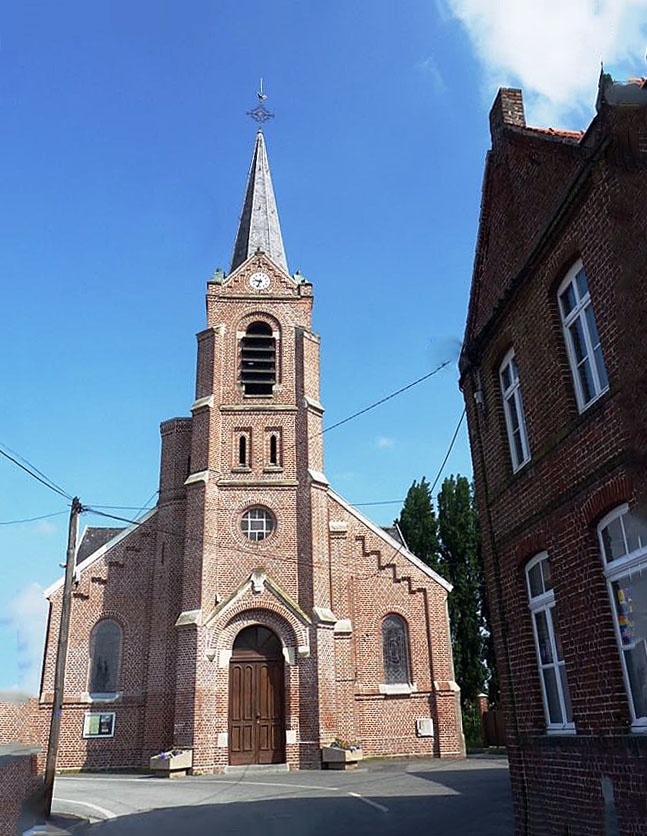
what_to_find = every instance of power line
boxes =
[88,504,157,511]
[354,499,403,506]
[0,445,72,500]
[429,408,466,495]
[0,510,69,526]
[0,442,72,499]
[321,360,451,437]
[81,406,467,526]
[80,506,394,582]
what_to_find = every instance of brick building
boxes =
[38,128,464,773]
[460,75,647,834]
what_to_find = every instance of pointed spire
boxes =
[230,129,288,274]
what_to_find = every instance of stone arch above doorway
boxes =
[204,571,311,665]
[210,606,306,669]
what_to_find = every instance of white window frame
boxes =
[558,260,609,412]
[598,504,647,732]
[240,506,275,542]
[499,349,531,472]
[526,553,575,734]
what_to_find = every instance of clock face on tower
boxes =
[249,271,271,291]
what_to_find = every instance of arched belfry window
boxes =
[382,614,410,684]
[89,619,122,696]
[240,321,276,396]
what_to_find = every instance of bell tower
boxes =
[172,123,332,768]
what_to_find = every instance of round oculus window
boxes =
[240,507,275,542]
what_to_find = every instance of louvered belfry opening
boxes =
[241,321,276,395]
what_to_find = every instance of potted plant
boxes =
[321,738,363,769]
[149,748,193,777]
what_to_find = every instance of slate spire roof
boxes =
[230,129,288,274]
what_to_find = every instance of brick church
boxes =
[39,127,464,772]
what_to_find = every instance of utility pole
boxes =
[43,496,82,818]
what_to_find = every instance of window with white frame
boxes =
[240,506,275,542]
[499,350,531,471]
[598,505,647,730]
[558,261,609,411]
[526,554,574,732]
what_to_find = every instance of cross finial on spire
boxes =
[247,78,275,126]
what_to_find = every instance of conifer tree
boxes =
[436,475,488,707]
[394,477,441,574]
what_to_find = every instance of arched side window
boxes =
[499,348,530,472]
[598,505,647,729]
[557,260,608,411]
[382,614,411,684]
[526,553,573,732]
[265,428,282,468]
[89,619,122,696]
[240,321,276,396]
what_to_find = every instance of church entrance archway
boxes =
[228,624,285,765]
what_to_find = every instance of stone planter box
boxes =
[149,749,193,778]
[321,746,363,770]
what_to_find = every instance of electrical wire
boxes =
[0,445,72,501]
[83,361,454,513]
[88,504,157,511]
[429,407,466,495]
[320,360,451,437]
[0,510,69,526]
[0,442,73,499]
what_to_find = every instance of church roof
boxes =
[75,526,124,566]
[230,129,288,274]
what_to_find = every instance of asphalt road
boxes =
[53,755,513,835]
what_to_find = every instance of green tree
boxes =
[437,475,488,707]
[394,477,441,574]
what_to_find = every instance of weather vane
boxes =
[247,78,275,125]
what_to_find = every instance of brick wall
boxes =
[0,697,39,747]
[461,84,647,834]
[0,748,43,836]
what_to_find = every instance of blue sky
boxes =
[1,1,645,694]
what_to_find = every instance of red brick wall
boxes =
[0,697,39,746]
[0,750,43,836]
[462,88,647,834]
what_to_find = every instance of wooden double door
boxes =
[228,625,285,765]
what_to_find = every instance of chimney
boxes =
[489,88,525,143]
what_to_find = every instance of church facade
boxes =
[40,129,464,772]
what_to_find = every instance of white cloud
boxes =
[442,0,647,126]
[376,436,395,449]
[419,55,448,93]
[1,583,48,696]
